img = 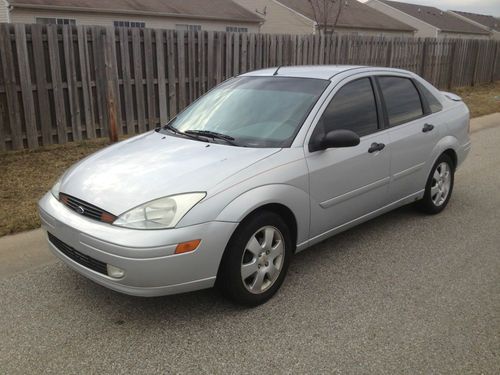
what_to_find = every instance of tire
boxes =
[418,153,455,215]
[217,211,292,307]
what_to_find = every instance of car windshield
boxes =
[162,76,329,148]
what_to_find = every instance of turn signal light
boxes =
[175,239,201,254]
[101,212,117,224]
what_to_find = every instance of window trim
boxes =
[308,76,382,151]
[374,75,426,128]
[36,17,76,25]
[413,80,443,115]
[113,20,146,28]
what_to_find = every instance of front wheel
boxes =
[217,211,292,306]
[418,154,455,214]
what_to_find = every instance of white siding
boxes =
[438,31,490,40]
[234,0,413,36]
[366,0,438,38]
[9,8,260,32]
[233,0,313,34]
[0,0,9,23]
[333,27,413,37]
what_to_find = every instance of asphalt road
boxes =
[1,125,499,374]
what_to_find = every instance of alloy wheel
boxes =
[431,162,451,207]
[240,226,285,294]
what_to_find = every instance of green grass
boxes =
[1,83,499,237]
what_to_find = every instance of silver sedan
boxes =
[39,65,471,306]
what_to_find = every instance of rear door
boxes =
[305,76,391,239]
[375,75,440,202]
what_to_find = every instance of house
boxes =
[366,0,491,39]
[0,0,263,32]
[233,0,416,36]
[448,10,500,40]
[0,0,9,22]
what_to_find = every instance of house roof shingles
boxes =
[452,10,500,32]
[381,0,490,35]
[9,0,263,23]
[276,0,415,32]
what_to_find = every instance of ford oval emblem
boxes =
[76,205,85,215]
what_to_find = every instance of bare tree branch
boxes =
[308,0,346,35]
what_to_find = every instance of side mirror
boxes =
[309,129,360,152]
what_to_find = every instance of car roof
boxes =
[239,65,410,80]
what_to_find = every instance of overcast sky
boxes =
[360,0,500,16]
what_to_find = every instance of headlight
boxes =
[113,193,206,229]
[51,178,62,200]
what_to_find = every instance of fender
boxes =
[426,135,460,177]
[215,184,310,246]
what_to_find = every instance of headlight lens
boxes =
[113,193,206,229]
[51,178,62,200]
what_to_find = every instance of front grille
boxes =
[48,232,108,275]
[59,193,116,224]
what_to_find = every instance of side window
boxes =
[415,81,443,113]
[314,78,379,138]
[378,76,424,126]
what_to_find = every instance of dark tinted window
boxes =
[415,81,443,113]
[315,78,379,138]
[378,77,424,126]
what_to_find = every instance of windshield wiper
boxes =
[164,124,208,142]
[185,130,238,146]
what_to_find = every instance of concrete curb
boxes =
[0,228,54,280]
[470,112,500,133]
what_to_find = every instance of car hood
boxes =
[60,131,280,215]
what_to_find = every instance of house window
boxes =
[36,17,76,25]
[113,21,145,28]
[175,24,202,32]
[226,26,248,32]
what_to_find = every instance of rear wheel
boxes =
[418,154,454,214]
[217,211,292,306]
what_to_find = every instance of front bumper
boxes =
[38,192,238,297]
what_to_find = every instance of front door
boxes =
[306,77,391,239]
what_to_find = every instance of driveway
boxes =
[1,121,499,374]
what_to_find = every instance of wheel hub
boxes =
[240,226,285,294]
[431,162,451,207]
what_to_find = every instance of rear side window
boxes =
[378,77,424,126]
[415,81,443,113]
[314,78,379,137]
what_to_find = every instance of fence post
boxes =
[0,24,24,150]
[447,40,457,89]
[420,38,428,78]
[103,27,118,143]
[471,40,481,86]
[490,42,499,83]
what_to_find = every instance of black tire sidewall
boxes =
[217,211,293,306]
[421,154,455,214]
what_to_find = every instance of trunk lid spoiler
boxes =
[441,91,462,101]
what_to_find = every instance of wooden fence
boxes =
[0,23,499,150]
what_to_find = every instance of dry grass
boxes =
[454,81,500,118]
[1,83,499,237]
[0,139,111,237]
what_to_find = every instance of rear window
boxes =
[378,77,424,127]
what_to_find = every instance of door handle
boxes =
[368,142,385,153]
[422,123,434,133]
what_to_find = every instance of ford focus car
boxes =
[39,65,471,306]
